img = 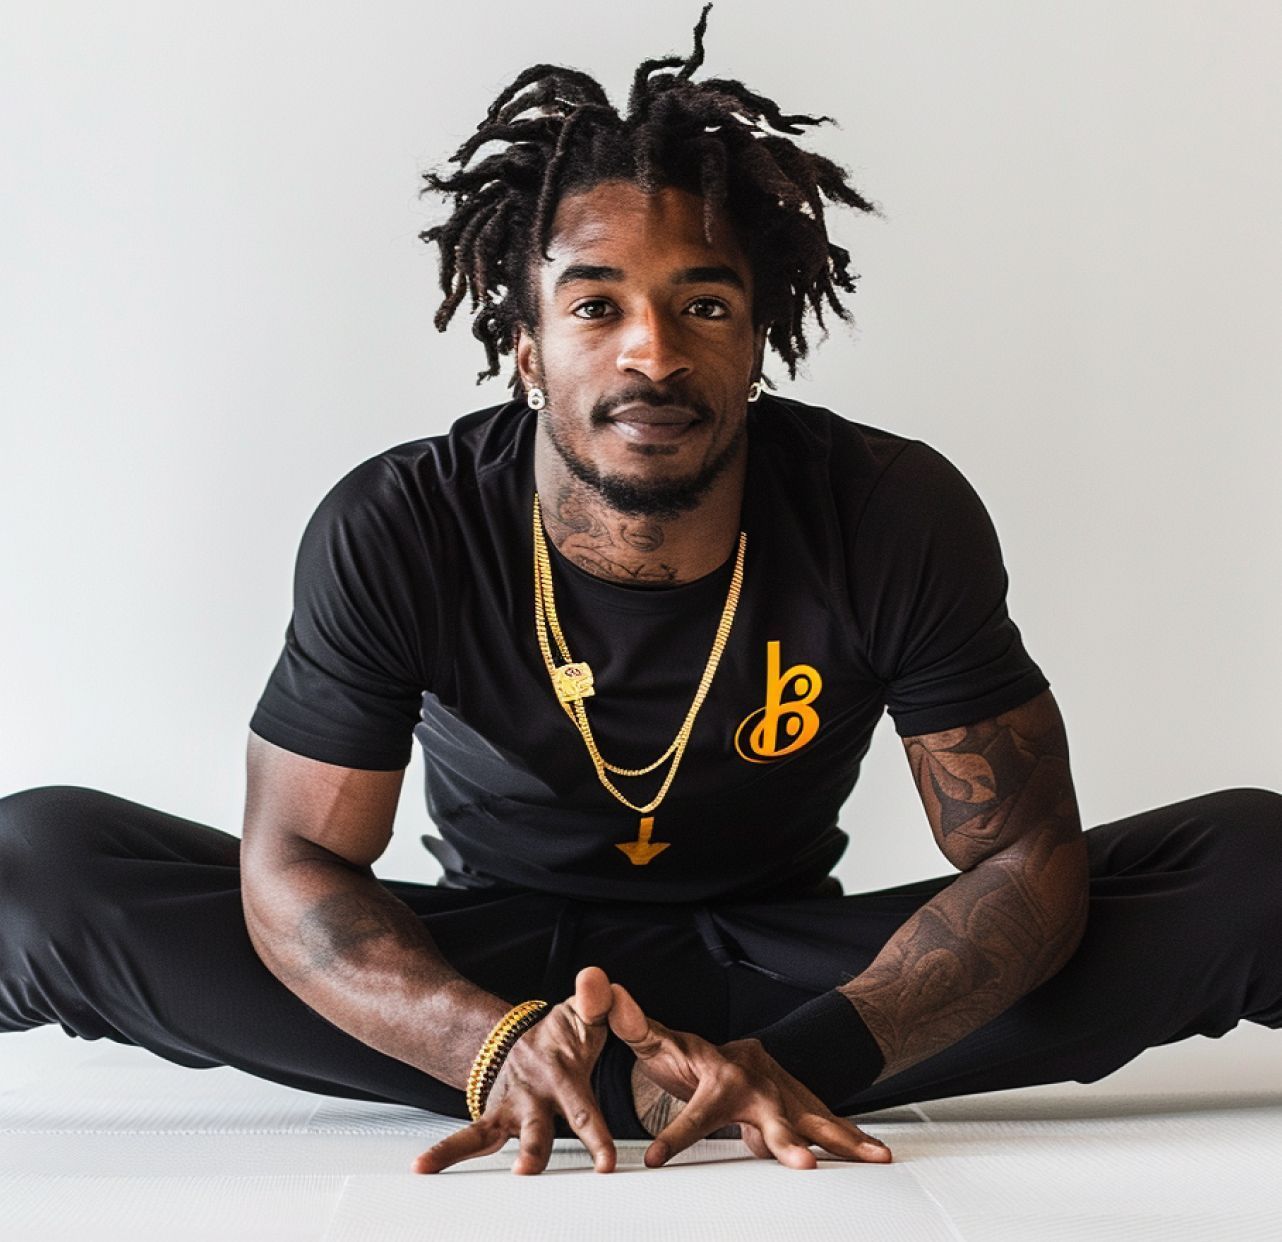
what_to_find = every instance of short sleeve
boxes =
[248,456,432,770]
[852,440,1049,737]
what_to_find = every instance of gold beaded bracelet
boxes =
[465,1000,550,1121]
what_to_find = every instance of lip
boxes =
[606,411,702,444]
[607,403,702,426]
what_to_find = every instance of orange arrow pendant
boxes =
[615,816,670,866]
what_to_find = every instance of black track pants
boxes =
[2,785,1280,1138]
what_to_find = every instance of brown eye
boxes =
[572,299,613,319]
[687,298,729,319]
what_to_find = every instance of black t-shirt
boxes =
[249,394,1048,902]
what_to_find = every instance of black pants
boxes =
[1,785,1280,1138]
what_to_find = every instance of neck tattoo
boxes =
[541,485,678,585]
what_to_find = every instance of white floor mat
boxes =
[4,1033,1282,1240]
[321,1148,957,1242]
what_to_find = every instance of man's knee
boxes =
[1194,786,1282,851]
[0,785,125,917]
[1136,786,1281,854]
[1190,788,1282,936]
[0,783,124,849]
[1098,787,1282,930]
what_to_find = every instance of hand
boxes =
[609,981,893,1170]
[412,965,617,1176]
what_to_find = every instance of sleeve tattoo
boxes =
[840,689,1090,1082]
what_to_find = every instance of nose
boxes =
[615,307,692,385]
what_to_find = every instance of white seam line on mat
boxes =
[902,1161,969,1242]
[318,1173,353,1242]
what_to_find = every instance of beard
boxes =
[540,410,746,519]
[537,378,748,519]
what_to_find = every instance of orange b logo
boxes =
[734,641,823,763]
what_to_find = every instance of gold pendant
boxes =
[616,816,670,866]
[552,661,595,703]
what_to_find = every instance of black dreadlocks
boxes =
[419,4,880,391]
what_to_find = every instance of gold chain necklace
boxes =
[532,492,746,826]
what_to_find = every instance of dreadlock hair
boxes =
[419,4,880,392]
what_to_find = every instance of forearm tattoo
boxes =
[842,690,1089,1082]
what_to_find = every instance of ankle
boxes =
[629,1062,740,1140]
[630,1061,676,1137]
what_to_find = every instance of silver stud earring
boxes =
[747,381,762,403]
[526,386,546,411]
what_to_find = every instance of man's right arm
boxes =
[241,732,623,1173]
[239,730,513,1090]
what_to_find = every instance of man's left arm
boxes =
[843,686,1089,1082]
[612,688,1090,1168]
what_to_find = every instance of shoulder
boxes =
[750,392,909,464]
[313,399,527,527]
[752,393,976,531]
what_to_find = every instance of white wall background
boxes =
[2,1,1281,1076]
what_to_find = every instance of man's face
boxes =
[516,180,764,518]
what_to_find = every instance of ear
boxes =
[515,327,541,392]
[750,324,768,384]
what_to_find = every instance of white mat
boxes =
[322,1146,957,1242]
[4,1036,1282,1241]
[0,1174,344,1242]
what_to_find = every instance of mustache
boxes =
[588,384,714,424]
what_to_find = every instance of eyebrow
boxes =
[553,263,746,292]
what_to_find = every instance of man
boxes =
[2,8,1279,1178]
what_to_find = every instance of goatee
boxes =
[540,412,746,520]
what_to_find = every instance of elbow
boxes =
[1042,832,1090,981]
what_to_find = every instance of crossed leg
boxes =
[1,784,1279,1138]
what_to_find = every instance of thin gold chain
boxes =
[532,492,746,815]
